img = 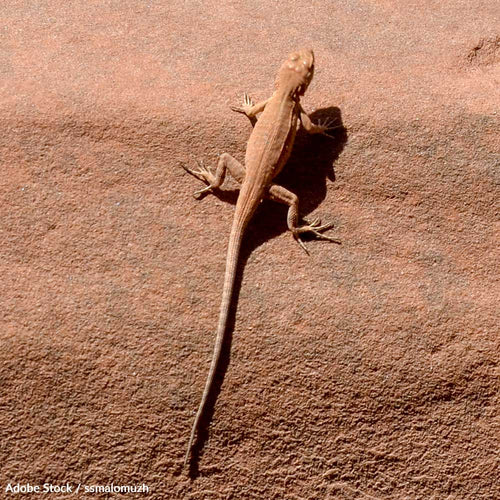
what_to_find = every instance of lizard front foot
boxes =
[230,93,255,116]
[292,218,341,254]
[180,159,216,197]
[311,117,343,138]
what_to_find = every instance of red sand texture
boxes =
[1,1,499,498]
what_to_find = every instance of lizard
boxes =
[181,48,340,468]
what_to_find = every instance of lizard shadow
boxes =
[186,106,346,476]
[194,106,347,228]
[248,106,347,249]
[186,315,236,477]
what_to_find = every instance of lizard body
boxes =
[182,49,340,468]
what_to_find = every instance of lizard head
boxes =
[275,48,315,98]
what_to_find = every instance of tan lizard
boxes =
[181,48,340,468]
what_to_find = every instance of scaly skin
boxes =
[181,48,340,470]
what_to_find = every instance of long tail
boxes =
[184,212,247,468]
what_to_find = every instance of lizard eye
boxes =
[290,52,299,61]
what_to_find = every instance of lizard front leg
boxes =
[268,184,341,254]
[231,93,271,125]
[180,153,245,197]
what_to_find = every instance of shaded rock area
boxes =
[1,1,498,498]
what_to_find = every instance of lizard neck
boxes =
[275,85,301,103]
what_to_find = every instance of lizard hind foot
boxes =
[292,219,341,254]
[180,159,215,198]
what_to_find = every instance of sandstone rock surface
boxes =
[1,1,498,498]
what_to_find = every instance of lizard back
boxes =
[243,48,315,193]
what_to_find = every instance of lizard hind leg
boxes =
[180,153,245,198]
[267,183,341,254]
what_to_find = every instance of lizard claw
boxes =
[303,216,321,227]
[243,92,254,107]
[180,159,208,180]
[293,233,310,255]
